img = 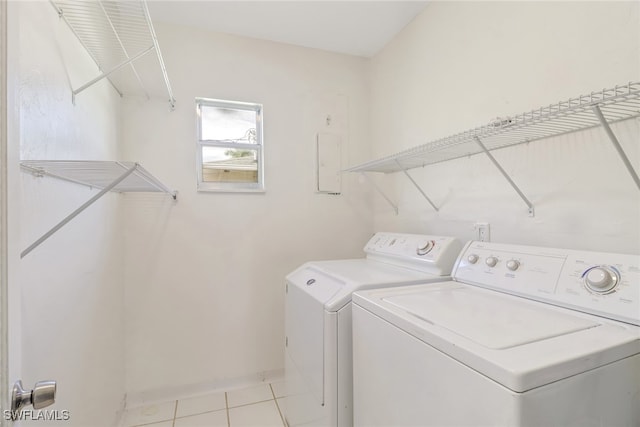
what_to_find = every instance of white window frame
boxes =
[196,97,264,192]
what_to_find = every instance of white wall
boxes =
[14,2,125,425]
[369,1,640,253]
[121,24,372,398]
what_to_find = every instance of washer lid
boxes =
[384,287,597,349]
[353,282,640,392]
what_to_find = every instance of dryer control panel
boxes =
[453,241,640,326]
[364,232,462,276]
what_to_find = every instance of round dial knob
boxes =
[467,254,479,264]
[485,256,498,267]
[417,240,435,256]
[584,266,619,294]
[506,259,520,271]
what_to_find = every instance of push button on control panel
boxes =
[485,256,498,268]
[467,254,479,264]
[506,259,520,271]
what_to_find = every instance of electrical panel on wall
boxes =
[317,132,342,194]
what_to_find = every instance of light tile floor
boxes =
[123,381,286,427]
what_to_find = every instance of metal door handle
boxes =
[11,379,57,418]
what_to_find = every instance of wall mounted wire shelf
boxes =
[346,81,640,216]
[20,160,177,258]
[50,0,176,109]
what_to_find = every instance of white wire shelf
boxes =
[21,160,176,196]
[20,160,176,258]
[51,0,176,109]
[346,82,640,173]
[347,81,640,217]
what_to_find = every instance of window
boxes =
[196,98,264,192]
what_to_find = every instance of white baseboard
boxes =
[124,369,285,408]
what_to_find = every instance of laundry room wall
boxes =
[120,23,372,398]
[13,1,125,425]
[369,1,640,254]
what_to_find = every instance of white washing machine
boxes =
[282,232,462,427]
[353,241,640,427]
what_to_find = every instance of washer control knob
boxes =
[506,259,520,271]
[467,254,479,264]
[485,256,498,268]
[584,266,619,294]
[417,240,435,256]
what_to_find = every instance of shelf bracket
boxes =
[97,0,150,101]
[473,136,535,217]
[592,105,640,191]
[128,162,177,200]
[21,164,139,258]
[51,0,124,99]
[394,159,439,212]
[141,0,176,110]
[72,45,155,103]
[360,172,398,215]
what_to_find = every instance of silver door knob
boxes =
[11,379,57,419]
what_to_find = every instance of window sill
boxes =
[197,187,266,194]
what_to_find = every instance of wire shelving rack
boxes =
[50,0,176,109]
[346,82,640,216]
[20,160,177,258]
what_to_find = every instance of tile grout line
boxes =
[172,400,178,427]
[174,408,227,421]
[227,398,274,410]
[270,383,287,427]
[132,384,282,426]
[132,419,174,427]
[225,391,230,427]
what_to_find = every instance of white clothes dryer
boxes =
[282,232,462,427]
[352,241,640,427]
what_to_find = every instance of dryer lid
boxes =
[384,286,598,349]
[288,259,443,311]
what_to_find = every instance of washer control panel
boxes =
[364,232,462,276]
[453,241,640,326]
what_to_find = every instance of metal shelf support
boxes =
[361,172,398,215]
[52,0,176,110]
[21,164,138,258]
[395,159,439,212]
[141,0,176,110]
[474,136,535,217]
[20,161,177,258]
[592,105,640,191]
[72,46,155,103]
[50,0,124,98]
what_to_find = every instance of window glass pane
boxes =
[201,146,258,183]
[201,105,258,143]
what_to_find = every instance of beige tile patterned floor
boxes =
[123,381,286,427]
